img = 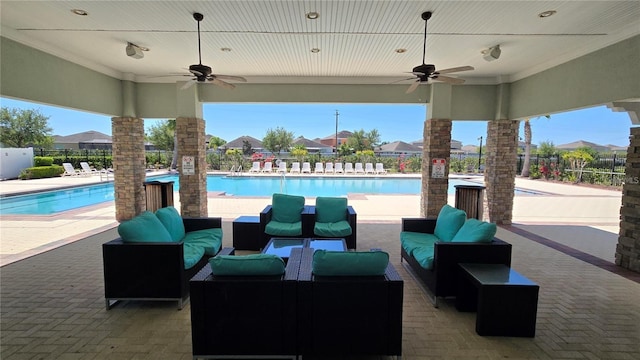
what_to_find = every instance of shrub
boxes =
[528,164,541,179]
[19,165,65,179]
[34,156,54,166]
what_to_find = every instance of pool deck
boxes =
[2,172,639,360]
[0,171,623,267]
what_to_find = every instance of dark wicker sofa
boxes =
[189,248,300,359]
[297,248,403,359]
[401,217,512,307]
[102,216,222,310]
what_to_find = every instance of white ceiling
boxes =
[1,1,639,85]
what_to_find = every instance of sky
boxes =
[1,97,635,147]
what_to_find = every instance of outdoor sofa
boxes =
[401,204,512,306]
[102,206,223,310]
[190,247,300,359]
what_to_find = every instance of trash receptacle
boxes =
[144,180,174,212]
[454,184,485,220]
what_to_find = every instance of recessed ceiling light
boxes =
[306,12,320,20]
[310,48,320,53]
[220,47,232,52]
[71,9,88,16]
[395,48,407,54]
[538,10,557,18]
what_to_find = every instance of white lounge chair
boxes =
[249,162,261,173]
[344,163,354,174]
[334,163,344,174]
[290,162,301,174]
[80,162,99,176]
[375,163,387,175]
[325,162,334,174]
[364,163,375,174]
[262,162,273,173]
[314,163,324,174]
[301,162,312,173]
[277,161,287,173]
[354,163,365,174]
[62,162,80,176]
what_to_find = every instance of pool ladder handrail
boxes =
[229,165,243,177]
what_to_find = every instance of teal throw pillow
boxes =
[209,254,285,276]
[434,204,467,242]
[118,211,173,243]
[271,193,305,223]
[312,250,389,276]
[315,197,348,223]
[155,206,185,242]
[451,218,497,243]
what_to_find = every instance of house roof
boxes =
[53,131,112,143]
[293,136,331,149]
[319,130,353,140]
[377,141,422,153]
[223,135,263,149]
[556,140,610,152]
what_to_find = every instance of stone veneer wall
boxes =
[616,127,640,272]
[420,118,451,218]
[176,117,207,217]
[112,117,146,222]
[485,120,519,225]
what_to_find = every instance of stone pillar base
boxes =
[176,117,207,217]
[616,127,640,272]
[485,120,519,225]
[112,117,146,222]
[420,119,451,217]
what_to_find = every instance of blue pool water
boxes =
[0,175,492,215]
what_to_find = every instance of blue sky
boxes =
[1,97,635,147]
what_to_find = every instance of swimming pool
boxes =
[0,175,488,215]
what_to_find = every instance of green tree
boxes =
[0,107,54,148]
[347,129,380,152]
[146,119,176,168]
[262,127,294,155]
[521,115,550,177]
[291,144,308,161]
[208,135,226,150]
[537,140,556,158]
[562,147,594,183]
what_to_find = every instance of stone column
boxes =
[420,119,452,217]
[616,127,640,272]
[112,117,146,222]
[176,117,207,217]
[485,120,519,224]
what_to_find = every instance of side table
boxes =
[456,263,539,337]
[232,216,262,250]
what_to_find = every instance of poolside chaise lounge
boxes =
[375,162,388,174]
[301,162,311,173]
[62,162,81,176]
[354,162,365,174]
[400,205,512,306]
[314,162,324,174]
[249,161,261,173]
[277,161,287,173]
[344,163,354,174]
[102,206,223,310]
[325,162,334,174]
[290,162,301,174]
[262,162,273,173]
[334,162,344,174]
[365,162,375,174]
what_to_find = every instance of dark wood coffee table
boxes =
[262,238,346,262]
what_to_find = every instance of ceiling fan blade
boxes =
[180,79,197,90]
[406,80,421,94]
[211,78,236,90]
[389,77,417,85]
[215,74,247,83]
[431,75,465,84]
[435,66,474,75]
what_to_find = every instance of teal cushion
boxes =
[315,197,347,223]
[265,220,302,236]
[314,220,352,237]
[182,228,223,256]
[118,211,173,243]
[434,205,467,242]
[183,242,205,269]
[271,193,305,223]
[400,231,438,256]
[209,254,285,276]
[411,246,435,270]
[451,219,497,243]
[312,250,389,276]
[155,206,185,242]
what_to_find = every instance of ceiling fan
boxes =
[180,12,246,90]
[401,11,474,94]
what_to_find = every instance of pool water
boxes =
[0,175,488,215]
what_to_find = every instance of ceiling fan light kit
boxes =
[482,45,501,62]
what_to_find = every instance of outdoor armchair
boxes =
[309,196,357,249]
[259,193,313,248]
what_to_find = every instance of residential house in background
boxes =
[53,131,112,150]
[317,130,353,150]
[222,135,264,154]
[293,136,333,154]
[375,141,422,157]
[556,140,618,153]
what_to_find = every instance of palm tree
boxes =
[520,115,550,178]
